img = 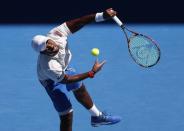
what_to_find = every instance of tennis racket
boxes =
[112,16,160,68]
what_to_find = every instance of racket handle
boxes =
[112,16,123,26]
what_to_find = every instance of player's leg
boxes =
[65,68,122,127]
[60,112,73,131]
[40,80,74,131]
[65,68,101,116]
[73,83,92,109]
[72,83,101,116]
[52,87,74,131]
[72,83,121,127]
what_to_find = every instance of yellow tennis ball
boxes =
[91,48,100,56]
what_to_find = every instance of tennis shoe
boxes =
[91,112,121,127]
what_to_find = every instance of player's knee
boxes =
[60,111,73,122]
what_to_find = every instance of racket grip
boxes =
[112,16,123,26]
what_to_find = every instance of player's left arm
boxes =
[66,8,117,33]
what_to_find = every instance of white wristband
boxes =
[95,12,105,22]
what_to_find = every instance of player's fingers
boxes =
[95,58,98,64]
[95,57,99,63]
[113,11,117,15]
[99,60,106,67]
[108,8,113,11]
[108,10,116,17]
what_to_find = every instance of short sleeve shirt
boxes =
[37,23,72,83]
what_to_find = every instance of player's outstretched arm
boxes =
[66,13,96,33]
[66,8,117,33]
[60,60,106,84]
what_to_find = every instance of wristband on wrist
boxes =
[88,71,95,78]
[95,12,105,22]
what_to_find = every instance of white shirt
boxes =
[37,23,72,82]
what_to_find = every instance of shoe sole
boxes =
[91,121,120,127]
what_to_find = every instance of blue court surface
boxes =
[0,23,184,131]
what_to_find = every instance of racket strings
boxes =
[129,35,160,67]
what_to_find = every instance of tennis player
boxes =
[31,8,121,131]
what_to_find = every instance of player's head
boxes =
[32,35,59,56]
[32,35,49,52]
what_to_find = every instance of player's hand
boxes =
[103,8,117,20]
[91,59,106,74]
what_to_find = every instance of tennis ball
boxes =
[91,48,100,56]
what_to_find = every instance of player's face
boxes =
[42,39,59,56]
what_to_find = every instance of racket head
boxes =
[128,34,160,68]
